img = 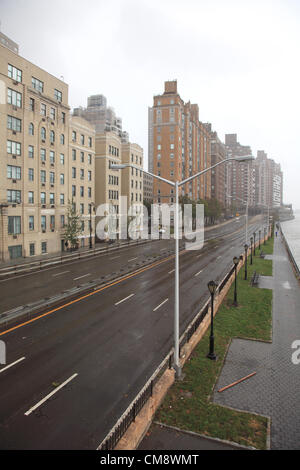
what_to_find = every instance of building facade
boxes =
[0,40,95,261]
[149,80,211,204]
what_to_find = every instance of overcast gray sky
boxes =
[1,0,299,208]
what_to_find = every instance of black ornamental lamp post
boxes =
[264,227,266,245]
[244,244,248,280]
[207,280,218,361]
[258,229,261,250]
[250,236,253,265]
[253,232,256,256]
[233,256,239,306]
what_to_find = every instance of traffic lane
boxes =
[0,219,262,448]
[0,237,180,313]
[0,216,254,313]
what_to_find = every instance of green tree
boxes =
[63,200,82,250]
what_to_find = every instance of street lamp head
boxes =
[234,155,255,163]
[110,163,128,170]
[207,280,218,295]
[233,256,239,266]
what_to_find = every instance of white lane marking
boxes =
[73,273,91,281]
[160,248,168,251]
[168,269,175,274]
[115,293,135,306]
[128,257,138,262]
[196,254,202,258]
[0,357,25,374]
[25,373,78,416]
[194,270,203,277]
[110,256,120,260]
[153,298,169,312]
[217,256,222,260]
[52,271,70,277]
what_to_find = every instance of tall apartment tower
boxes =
[149,80,211,204]
[205,125,226,207]
[0,38,95,261]
[225,134,254,208]
[254,151,283,208]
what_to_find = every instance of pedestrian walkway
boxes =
[138,423,241,450]
[213,233,300,449]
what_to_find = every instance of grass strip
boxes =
[155,235,274,450]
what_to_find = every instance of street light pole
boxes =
[253,232,256,256]
[111,155,254,379]
[207,280,217,361]
[250,236,253,265]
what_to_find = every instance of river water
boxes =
[280,210,300,271]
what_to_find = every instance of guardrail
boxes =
[279,224,300,279]
[97,262,237,451]
[0,238,154,279]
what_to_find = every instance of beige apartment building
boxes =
[121,142,143,206]
[68,116,95,249]
[0,41,95,261]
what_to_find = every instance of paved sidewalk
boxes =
[213,233,300,449]
[138,423,240,450]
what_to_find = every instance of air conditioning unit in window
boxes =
[13,80,18,85]
[51,205,55,208]
[12,130,16,135]
[13,235,18,239]
[42,229,46,233]
[51,164,54,167]
[12,179,16,183]
[51,184,54,188]
[12,155,16,159]
[42,204,46,208]
[42,183,45,187]
[42,161,45,165]
[42,139,45,143]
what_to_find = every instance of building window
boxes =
[61,112,65,124]
[8,64,22,82]
[72,149,76,160]
[60,134,65,145]
[88,171,92,181]
[28,122,34,135]
[7,88,22,107]
[40,170,46,183]
[80,169,84,180]
[7,165,21,180]
[54,89,62,102]
[29,216,34,231]
[29,98,35,111]
[80,152,84,163]
[88,137,92,148]
[28,145,34,158]
[88,154,92,164]
[80,134,85,145]
[28,168,34,181]
[80,203,84,214]
[72,131,76,142]
[50,151,55,164]
[41,242,47,254]
[50,193,55,205]
[60,194,65,205]
[7,190,21,203]
[60,153,65,165]
[41,216,46,231]
[60,215,65,227]
[30,243,35,256]
[7,115,21,132]
[50,130,55,143]
[40,148,46,162]
[41,103,46,116]
[8,216,21,235]
[28,191,34,203]
[60,173,64,185]
[72,167,76,178]
[50,215,55,229]
[41,127,46,140]
[41,192,46,204]
[50,107,56,120]
[72,185,76,196]
[7,140,21,155]
[88,187,92,198]
[32,77,44,92]
[50,172,55,184]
